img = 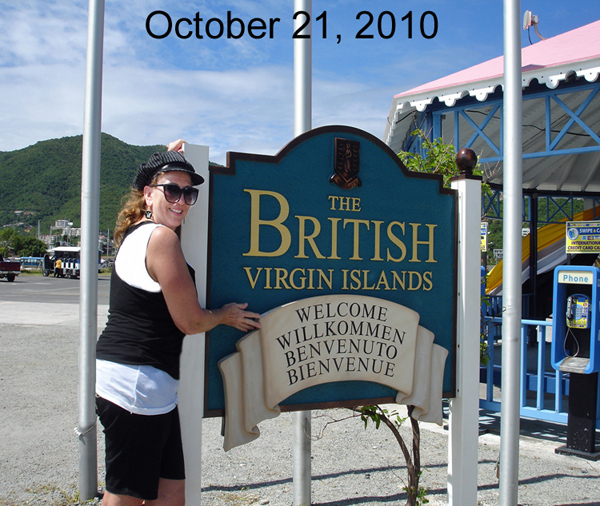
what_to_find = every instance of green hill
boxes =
[0,134,174,234]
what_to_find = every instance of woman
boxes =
[96,140,261,506]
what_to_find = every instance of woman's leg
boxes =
[102,479,184,506]
[146,478,185,506]
[101,490,144,506]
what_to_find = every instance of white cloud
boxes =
[0,63,86,151]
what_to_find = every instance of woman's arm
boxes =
[146,226,261,335]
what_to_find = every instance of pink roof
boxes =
[394,19,600,99]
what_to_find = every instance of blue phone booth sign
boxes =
[205,126,458,416]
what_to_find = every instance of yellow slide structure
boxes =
[486,207,600,295]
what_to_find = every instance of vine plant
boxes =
[356,405,428,506]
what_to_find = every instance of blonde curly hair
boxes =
[113,172,164,247]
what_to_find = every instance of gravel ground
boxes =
[1,302,600,506]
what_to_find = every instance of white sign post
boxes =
[448,154,481,505]
[179,143,210,506]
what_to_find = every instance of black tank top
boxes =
[96,222,195,380]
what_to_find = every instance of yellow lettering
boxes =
[362,270,375,290]
[423,271,433,291]
[317,269,334,290]
[350,269,361,290]
[275,268,291,289]
[344,219,370,260]
[328,217,342,260]
[386,222,407,262]
[243,266,262,289]
[371,220,384,261]
[409,223,436,263]
[307,268,315,289]
[243,189,291,257]
[328,196,361,212]
[295,215,325,259]
[289,268,306,290]
[342,269,349,290]
[339,197,352,211]
[408,271,422,290]
[392,271,405,290]
[328,195,338,210]
[376,270,391,290]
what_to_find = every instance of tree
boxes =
[398,129,487,191]
[0,228,18,257]
[398,130,459,188]
[312,406,428,506]
[358,406,428,506]
[0,228,47,257]
[19,236,47,257]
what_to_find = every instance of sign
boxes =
[219,294,448,450]
[481,222,488,252]
[206,126,457,416]
[494,249,503,259]
[556,269,594,285]
[566,221,600,253]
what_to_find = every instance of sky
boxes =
[1,0,600,165]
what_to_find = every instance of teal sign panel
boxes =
[206,126,457,415]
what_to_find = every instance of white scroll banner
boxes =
[218,294,448,451]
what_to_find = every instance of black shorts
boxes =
[96,396,185,500]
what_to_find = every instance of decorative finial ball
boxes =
[455,148,477,175]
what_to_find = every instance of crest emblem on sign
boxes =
[330,138,361,189]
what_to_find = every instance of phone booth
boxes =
[551,265,600,459]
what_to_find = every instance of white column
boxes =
[179,143,210,506]
[448,155,481,506]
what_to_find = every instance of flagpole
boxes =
[499,1,523,504]
[78,0,104,500]
[293,0,312,504]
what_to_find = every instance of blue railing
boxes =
[480,316,600,429]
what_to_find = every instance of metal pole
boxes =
[499,1,522,505]
[294,0,312,136]
[293,1,312,504]
[78,0,104,500]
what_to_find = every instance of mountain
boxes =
[0,134,170,234]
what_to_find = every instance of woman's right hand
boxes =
[220,302,262,332]
[167,139,186,152]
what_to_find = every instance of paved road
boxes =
[0,273,110,305]
[2,274,600,505]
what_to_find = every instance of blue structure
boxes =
[385,20,600,430]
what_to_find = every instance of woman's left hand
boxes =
[220,302,262,332]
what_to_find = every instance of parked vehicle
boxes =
[0,254,21,282]
[42,247,102,279]
[18,256,44,270]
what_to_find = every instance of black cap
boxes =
[133,151,205,190]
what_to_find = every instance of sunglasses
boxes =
[151,183,199,205]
